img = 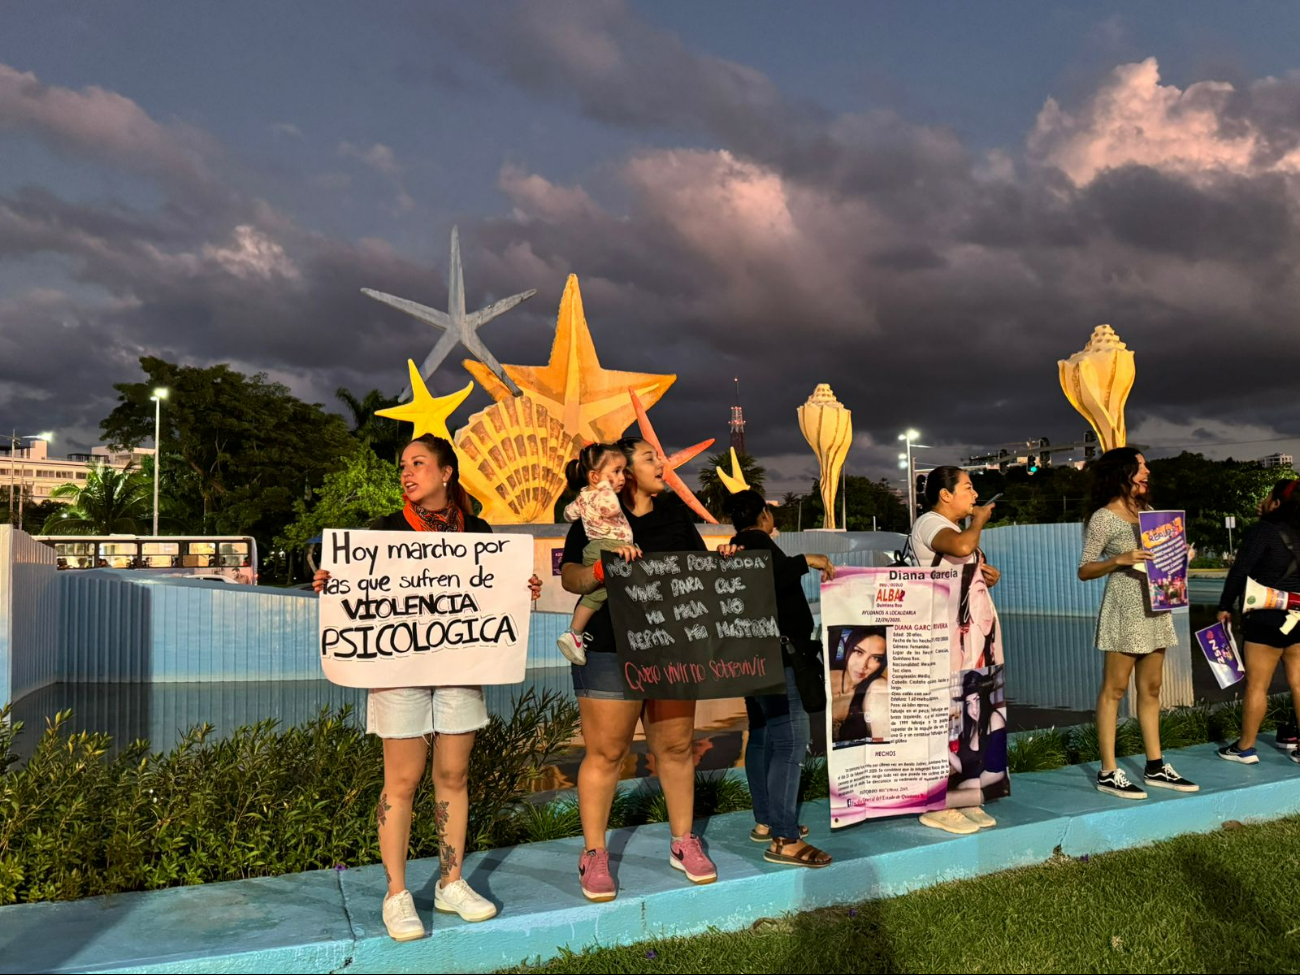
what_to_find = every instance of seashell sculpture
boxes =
[454,393,582,524]
[798,384,852,530]
[1058,324,1135,453]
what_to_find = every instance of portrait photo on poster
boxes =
[946,664,1009,807]
[828,624,892,748]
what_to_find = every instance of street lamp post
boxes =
[150,388,169,536]
[897,429,928,525]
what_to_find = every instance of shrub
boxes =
[0,690,577,906]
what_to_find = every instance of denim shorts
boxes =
[366,685,489,737]
[571,651,635,701]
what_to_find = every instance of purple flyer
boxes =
[1195,621,1245,689]
[1139,510,1189,611]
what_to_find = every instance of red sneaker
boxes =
[669,835,717,884]
[578,848,616,902]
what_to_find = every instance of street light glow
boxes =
[906,428,920,441]
[152,387,169,401]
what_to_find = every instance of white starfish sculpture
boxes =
[362,226,537,397]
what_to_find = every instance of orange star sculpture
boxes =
[629,388,717,525]
[463,274,675,443]
[375,360,474,440]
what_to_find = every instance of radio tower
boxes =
[729,377,747,454]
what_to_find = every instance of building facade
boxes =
[2,438,155,509]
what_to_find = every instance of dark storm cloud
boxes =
[2,13,1300,486]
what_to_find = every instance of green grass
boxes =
[501,815,1300,974]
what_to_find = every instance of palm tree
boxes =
[42,464,153,535]
[336,386,406,460]
[696,450,767,520]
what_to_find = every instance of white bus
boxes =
[33,535,259,584]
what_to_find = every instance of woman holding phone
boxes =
[909,466,1002,835]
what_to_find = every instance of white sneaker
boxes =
[557,630,587,666]
[959,806,997,828]
[434,878,497,922]
[919,808,980,835]
[381,890,425,942]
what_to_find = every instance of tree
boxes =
[1148,453,1296,553]
[41,464,152,535]
[775,476,908,533]
[336,386,406,462]
[695,451,767,520]
[277,448,404,552]
[101,356,355,553]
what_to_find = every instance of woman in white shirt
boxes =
[910,466,1002,836]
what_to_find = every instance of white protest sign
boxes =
[318,529,531,688]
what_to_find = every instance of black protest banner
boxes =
[603,550,784,700]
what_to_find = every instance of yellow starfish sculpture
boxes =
[375,360,473,440]
[463,274,675,443]
[716,447,751,494]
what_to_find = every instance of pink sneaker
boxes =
[578,848,616,902]
[669,835,717,884]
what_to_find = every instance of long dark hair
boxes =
[923,466,967,509]
[1088,446,1144,514]
[1264,478,1300,534]
[564,442,621,493]
[725,489,767,531]
[406,435,473,517]
[616,437,652,503]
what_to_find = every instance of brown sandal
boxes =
[763,838,832,868]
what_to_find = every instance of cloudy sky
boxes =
[2,1,1299,493]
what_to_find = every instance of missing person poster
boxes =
[318,529,532,688]
[822,566,1009,828]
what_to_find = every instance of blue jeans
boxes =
[744,665,810,840]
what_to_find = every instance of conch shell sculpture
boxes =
[1058,325,1135,453]
[798,384,852,530]
[455,393,581,524]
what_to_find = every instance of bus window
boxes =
[184,541,216,568]
[98,541,138,569]
[141,541,180,568]
[55,542,95,569]
[219,541,251,568]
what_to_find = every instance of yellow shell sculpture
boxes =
[797,384,852,530]
[1058,324,1135,453]
[454,393,581,524]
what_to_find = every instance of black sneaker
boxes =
[1276,723,1299,753]
[1144,762,1199,793]
[1097,769,1147,800]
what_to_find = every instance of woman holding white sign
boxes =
[561,437,733,901]
[910,466,1003,835]
[1078,448,1197,800]
[728,490,835,869]
[314,434,542,942]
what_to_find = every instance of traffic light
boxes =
[1027,454,1039,474]
[915,473,927,499]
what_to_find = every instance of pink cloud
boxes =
[0,62,218,190]
[1030,57,1300,184]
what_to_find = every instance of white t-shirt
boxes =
[911,511,977,568]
